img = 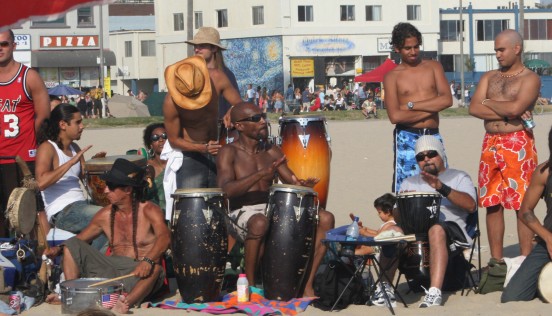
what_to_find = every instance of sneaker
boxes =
[419,287,442,308]
[371,282,396,307]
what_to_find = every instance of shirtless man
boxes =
[163,27,242,189]
[0,29,49,236]
[217,102,335,297]
[383,22,452,192]
[469,29,540,261]
[45,158,170,314]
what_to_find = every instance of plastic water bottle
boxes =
[342,216,360,256]
[237,273,249,302]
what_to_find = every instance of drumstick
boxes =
[88,273,136,287]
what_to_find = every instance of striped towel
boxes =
[150,286,315,315]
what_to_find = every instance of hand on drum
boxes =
[133,260,154,278]
[292,175,319,188]
[91,151,107,159]
[420,170,442,190]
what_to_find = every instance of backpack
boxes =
[312,259,365,310]
[477,258,507,294]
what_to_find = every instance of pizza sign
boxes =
[40,35,99,48]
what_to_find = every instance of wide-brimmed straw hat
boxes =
[164,55,212,110]
[185,27,226,50]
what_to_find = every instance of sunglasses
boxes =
[236,113,266,123]
[151,133,167,142]
[415,150,439,162]
[106,181,125,191]
[0,41,12,48]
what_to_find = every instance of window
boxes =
[252,6,264,25]
[195,12,203,29]
[77,7,93,26]
[32,15,67,27]
[141,40,156,57]
[524,19,552,40]
[298,5,313,22]
[365,5,381,21]
[476,20,509,41]
[407,5,421,21]
[440,20,465,41]
[340,5,355,21]
[124,41,132,57]
[174,13,184,31]
[217,9,228,28]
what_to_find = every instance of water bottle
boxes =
[237,273,249,302]
[342,216,360,256]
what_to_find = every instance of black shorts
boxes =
[435,221,468,252]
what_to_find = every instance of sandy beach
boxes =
[31,113,552,315]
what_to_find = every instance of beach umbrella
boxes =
[48,84,83,96]
[0,1,114,32]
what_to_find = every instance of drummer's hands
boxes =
[71,145,92,165]
[133,260,154,278]
[91,151,107,159]
[420,170,442,190]
[261,156,286,178]
[205,140,221,156]
[292,175,319,188]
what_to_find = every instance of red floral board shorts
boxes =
[478,130,537,210]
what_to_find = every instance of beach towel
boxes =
[149,287,315,315]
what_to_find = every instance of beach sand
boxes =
[31,114,552,315]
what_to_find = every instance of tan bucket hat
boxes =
[164,56,212,110]
[185,27,226,50]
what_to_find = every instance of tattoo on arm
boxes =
[522,211,538,224]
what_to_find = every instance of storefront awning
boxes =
[31,50,116,68]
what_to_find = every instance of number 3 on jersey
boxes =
[3,114,20,137]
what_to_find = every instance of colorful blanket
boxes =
[150,287,315,316]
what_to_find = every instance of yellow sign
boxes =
[291,59,314,77]
[103,77,111,97]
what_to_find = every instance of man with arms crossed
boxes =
[217,102,335,297]
[383,22,452,193]
[469,29,539,262]
[163,27,242,189]
[0,29,49,236]
[46,159,170,314]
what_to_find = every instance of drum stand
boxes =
[323,239,408,315]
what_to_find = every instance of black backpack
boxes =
[312,259,365,311]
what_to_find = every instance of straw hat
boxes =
[164,55,212,110]
[185,27,226,50]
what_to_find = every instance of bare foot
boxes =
[46,293,61,305]
[303,286,316,298]
[113,294,130,314]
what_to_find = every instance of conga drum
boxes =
[278,115,331,208]
[396,192,441,235]
[262,184,318,300]
[171,188,228,303]
[539,262,552,303]
[84,155,146,206]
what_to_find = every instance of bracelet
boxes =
[141,256,156,267]
[481,99,490,105]
[436,183,452,197]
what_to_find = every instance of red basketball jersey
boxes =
[0,64,37,163]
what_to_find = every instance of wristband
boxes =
[141,256,156,267]
[436,183,452,197]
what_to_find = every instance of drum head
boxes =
[279,115,326,124]
[172,188,225,198]
[270,183,317,196]
[6,187,36,235]
[85,155,146,172]
[539,262,552,303]
[397,191,441,198]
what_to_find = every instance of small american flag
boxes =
[101,293,119,308]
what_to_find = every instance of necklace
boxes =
[498,66,525,78]
[238,144,260,155]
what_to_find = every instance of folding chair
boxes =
[461,190,482,295]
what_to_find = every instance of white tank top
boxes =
[41,140,86,221]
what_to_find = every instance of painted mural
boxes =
[222,36,284,97]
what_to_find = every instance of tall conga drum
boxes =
[171,188,228,303]
[85,155,146,206]
[262,184,318,300]
[278,115,331,208]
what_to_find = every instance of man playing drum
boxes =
[45,158,170,314]
[35,104,105,249]
[377,136,476,308]
[502,126,552,303]
[216,102,335,297]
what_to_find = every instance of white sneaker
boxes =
[419,287,442,308]
[371,282,396,307]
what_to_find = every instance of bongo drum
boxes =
[262,184,318,300]
[278,115,331,208]
[60,278,123,314]
[6,187,36,235]
[84,155,146,206]
[539,262,552,303]
[171,188,228,303]
[396,192,441,235]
